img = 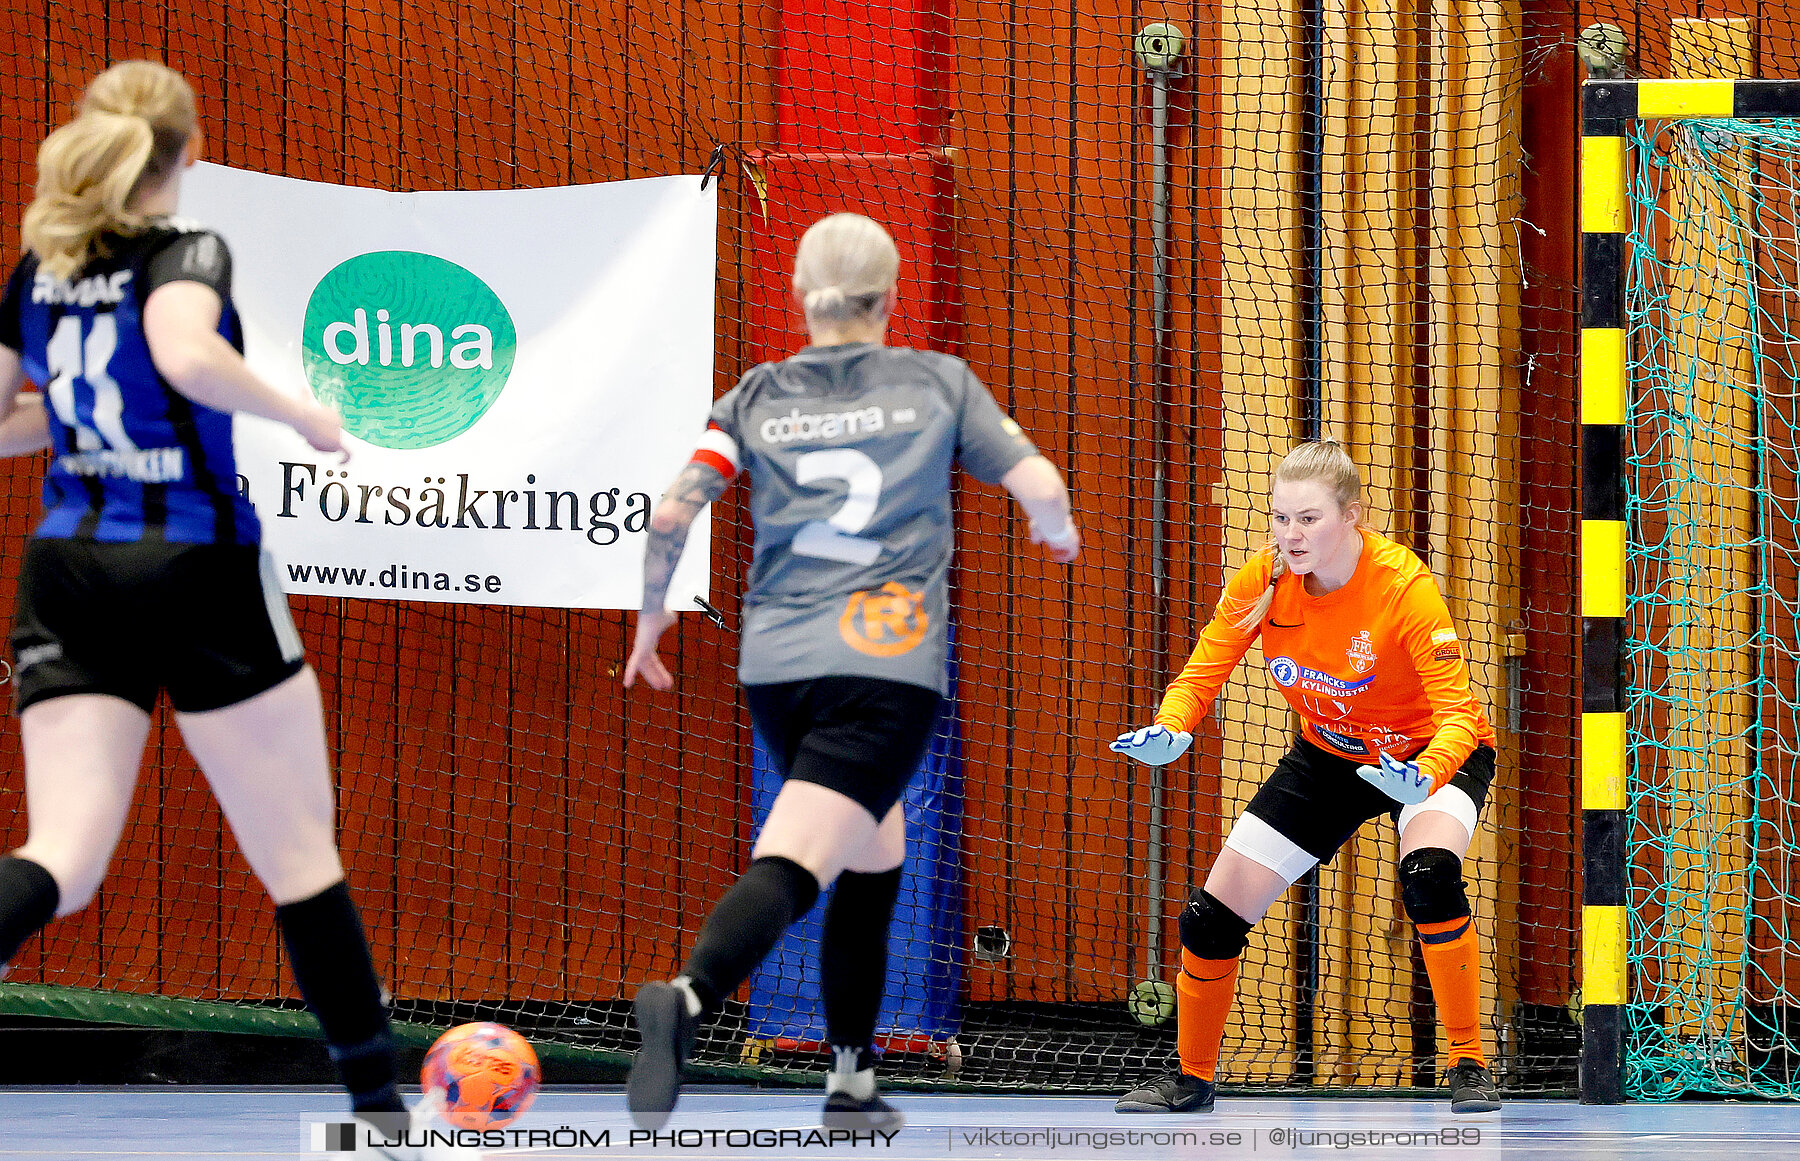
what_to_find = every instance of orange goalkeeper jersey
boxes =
[1154,528,1496,792]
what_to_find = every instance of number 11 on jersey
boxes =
[45,314,137,453]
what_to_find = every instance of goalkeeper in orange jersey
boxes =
[1111,439,1501,1116]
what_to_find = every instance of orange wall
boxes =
[0,0,773,1005]
[0,1,1587,1029]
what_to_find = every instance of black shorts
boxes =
[1241,735,1497,867]
[745,675,944,822]
[10,538,308,715]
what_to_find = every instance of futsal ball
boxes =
[1129,979,1177,1027]
[421,1022,541,1130]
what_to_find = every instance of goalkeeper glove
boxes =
[1109,724,1193,766]
[1355,750,1434,805]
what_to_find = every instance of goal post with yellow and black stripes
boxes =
[1582,76,1800,1104]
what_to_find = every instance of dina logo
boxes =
[302,251,517,450]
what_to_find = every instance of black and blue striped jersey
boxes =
[0,220,260,545]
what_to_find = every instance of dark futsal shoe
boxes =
[822,1089,906,1132]
[1114,1071,1216,1113]
[628,981,700,1130]
[1447,1058,1502,1114]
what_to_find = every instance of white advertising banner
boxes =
[180,164,716,610]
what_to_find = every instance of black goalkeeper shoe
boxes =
[628,981,699,1130]
[1447,1058,1501,1113]
[1115,1071,1216,1113]
[823,1089,906,1132]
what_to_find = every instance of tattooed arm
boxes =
[623,460,731,690]
[640,461,730,614]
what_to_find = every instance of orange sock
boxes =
[1416,916,1485,1066]
[1176,950,1239,1081]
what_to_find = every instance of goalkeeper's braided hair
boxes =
[1230,440,1372,633]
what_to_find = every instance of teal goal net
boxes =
[1624,112,1800,1099]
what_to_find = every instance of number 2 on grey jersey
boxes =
[702,342,1037,694]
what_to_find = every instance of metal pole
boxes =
[1134,21,1184,989]
[1146,62,1170,987]
[1292,0,1325,1085]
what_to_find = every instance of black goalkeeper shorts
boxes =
[1243,734,1497,866]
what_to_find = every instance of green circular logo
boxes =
[301,251,516,450]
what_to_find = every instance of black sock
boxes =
[275,880,402,1114]
[0,856,60,967]
[822,866,902,1053]
[682,856,820,1015]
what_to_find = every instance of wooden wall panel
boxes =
[388,604,462,1001]
[1316,0,1419,1087]
[1749,57,1800,1016]
[1515,0,1579,1030]
[1212,0,1305,1083]
[343,0,406,189]
[286,0,350,184]
[136,0,235,993]
[332,598,403,1004]
[0,0,777,1012]
[948,0,1023,1006]
[1430,0,1526,1075]
[1755,197,1800,1013]
[565,611,635,994]
[450,606,522,1002]
[0,0,1578,1080]
[0,1,52,987]
[952,2,1153,1006]
[952,0,1079,1005]
[106,723,173,992]
[0,4,48,236]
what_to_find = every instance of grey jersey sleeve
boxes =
[699,375,750,479]
[955,366,1038,484]
[706,380,740,437]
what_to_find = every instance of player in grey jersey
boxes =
[622,214,1079,1130]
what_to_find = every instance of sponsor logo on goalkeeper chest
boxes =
[1312,722,1417,759]
[1267,655,1374,696]
[1313,724,1369,755]
[301,251,517,451]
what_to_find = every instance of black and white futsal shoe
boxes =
[1447,1058,1502,1114]
[1114,1071,1216,1113]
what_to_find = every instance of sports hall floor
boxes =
[1,1086,1796,1159]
